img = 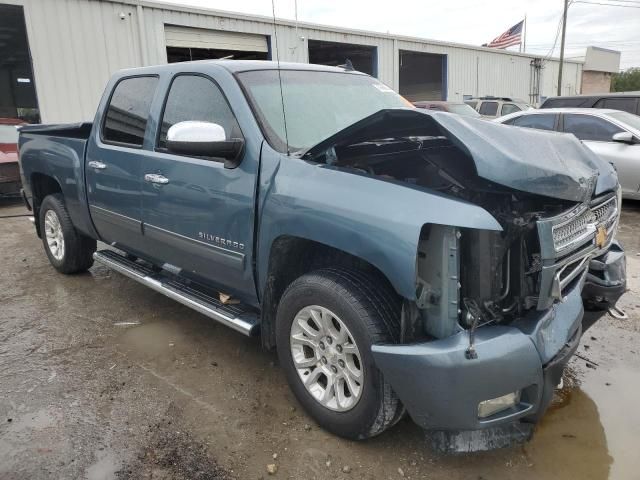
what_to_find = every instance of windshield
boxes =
[238,70,411,153]
[0,125,19,144]
[447,104,481,117]
[608,111,640,132]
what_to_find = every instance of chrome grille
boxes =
[552,209,597,252]
[592,195,619,250]
[592,196,617,226]
[551,194,619,253]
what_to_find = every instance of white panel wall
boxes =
[9,0,584,122]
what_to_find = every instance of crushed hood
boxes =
[302,109,615,202]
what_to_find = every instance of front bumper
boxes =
[372,271,586,450]
[582,240,626,308]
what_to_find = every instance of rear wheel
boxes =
[39,194,96,274]
[276,267,403,439]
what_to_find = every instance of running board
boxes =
[93,250,259,336]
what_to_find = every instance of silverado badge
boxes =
[595,226,607,249]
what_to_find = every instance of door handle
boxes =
[144,173,170,185]
[88,160,107,170]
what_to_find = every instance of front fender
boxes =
[257,148,502,300]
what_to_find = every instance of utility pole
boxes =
[557,0,569,96]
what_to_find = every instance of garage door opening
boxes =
[0,4,40,123]
[165,25,269,63]
[308,40,377,76]
[399,50,446,102]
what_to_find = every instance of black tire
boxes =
[276,267,404,440]
[39,194,96,274]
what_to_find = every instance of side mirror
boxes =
[612,131,634,144]
[166,121,244,168]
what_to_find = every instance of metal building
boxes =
[2,0,590,123]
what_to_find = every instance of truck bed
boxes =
[18,121,96,238]
[19,122,93,139]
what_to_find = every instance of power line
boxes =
[573,1,640,7]
[527,40,640,47]
[593,0,640,4]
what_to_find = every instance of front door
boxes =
[562,113,640,198]
[140,73,258,302]
[85,75,159,254]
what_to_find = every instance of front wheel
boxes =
[276,267,404,439]
[39,194,96,274]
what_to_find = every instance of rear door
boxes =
[562,113,640,197]
[85,75,159,254]
[140,73,258,301]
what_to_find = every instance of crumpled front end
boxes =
[300,106,626,451]
[372,189,625,452]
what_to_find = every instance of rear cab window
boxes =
[102,76,159,147]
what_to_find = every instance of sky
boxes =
[151,0,640,70]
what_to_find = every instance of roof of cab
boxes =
[118,60,368,76]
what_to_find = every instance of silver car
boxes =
[495,108,640,199]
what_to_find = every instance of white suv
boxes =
[465,97,533,119]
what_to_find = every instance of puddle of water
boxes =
[86,449,120,480]
[525,386,612,479]
[118,321,189,358]
[580,365,640,480]
[525,363,640,480]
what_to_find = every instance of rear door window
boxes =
[500,103,521,116]
[513,114,557,131]
[594,97,639,115]
[478,101,498,116]
[562,114,623,142]
[103,76,158,147]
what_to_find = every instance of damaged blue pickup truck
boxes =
[18,61,626,451]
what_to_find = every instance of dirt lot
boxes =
[1,198,640,480]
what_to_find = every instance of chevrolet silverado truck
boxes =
[18,61,626,451]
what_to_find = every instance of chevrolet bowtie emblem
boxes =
[595,226,607,249]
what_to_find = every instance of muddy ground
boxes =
[1,198,639,480]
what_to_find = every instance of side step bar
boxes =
[93,250,259,336]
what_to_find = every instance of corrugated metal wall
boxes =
[8,0,583,122]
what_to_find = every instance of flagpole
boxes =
[523,14,527,53]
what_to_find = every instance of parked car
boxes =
[464,96,533,118]
[495,108,640,199]
[540,93,640,116]
[0,117,25,196]
[413,101,481,118]
[18,61,626,452]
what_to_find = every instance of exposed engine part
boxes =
[463,298,482,360]
[326,133,576,334]
[416,225,462,339]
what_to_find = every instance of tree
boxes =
[611,68,640,92]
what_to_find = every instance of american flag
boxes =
[484,20,524,49]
